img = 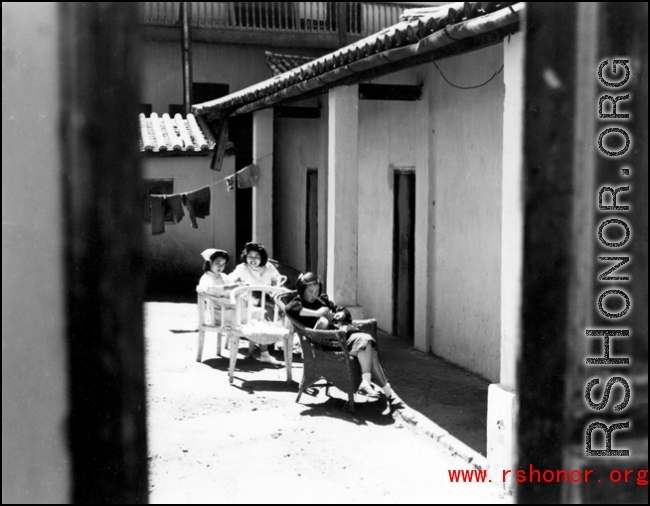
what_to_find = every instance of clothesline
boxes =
[149,162,261,235]
[204,160,265,190]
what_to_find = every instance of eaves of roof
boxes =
[193,2,523,120]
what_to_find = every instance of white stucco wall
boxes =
[141,40,326,285]
[357,69,427,334]
[142,155,237,283]
[428,43,505,382]
[273,101,328,276]
[270,44,505,382]
[2,3,70,502]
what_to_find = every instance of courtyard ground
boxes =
[145,301,511,504]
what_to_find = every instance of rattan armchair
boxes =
[275,291,378,413]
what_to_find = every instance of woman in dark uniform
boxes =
[285,272,399,403]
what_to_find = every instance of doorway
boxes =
[229,113,254,255]
[193,83,253,257]
[306,169,318,273]
[392,169,415,338]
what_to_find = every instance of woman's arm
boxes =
[318,294,345,313]
[230,263,250,285]
[198,273,240,296]
[220,272,244,290]
[298,306,332,318]
[267,263,283,286]
[200,284,229,296]
[285,297,330,317]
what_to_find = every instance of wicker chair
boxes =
[275,291,378,413]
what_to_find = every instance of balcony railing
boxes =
[139,2,417,42]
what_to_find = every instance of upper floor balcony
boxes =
[139,2,447,49]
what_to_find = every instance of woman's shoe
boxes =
[258,354,283,366]
[357,383,380,399]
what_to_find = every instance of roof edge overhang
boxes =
[193,2,523,120]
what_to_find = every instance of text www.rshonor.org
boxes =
[448,467,648,485]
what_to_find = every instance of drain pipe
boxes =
[180,2,193,115]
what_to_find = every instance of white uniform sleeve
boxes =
[230,263,252,284]
[267,263,281,284]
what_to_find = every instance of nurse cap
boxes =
[201,248,229,261]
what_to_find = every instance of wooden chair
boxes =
[274,291,378,414]
[195,290,235,362]
[228,285,293,384]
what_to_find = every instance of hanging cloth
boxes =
[150,195,165,235]
[182,186,211,228]
[225,175,235,192]
[236,163,260,189]
[164,194,185,224]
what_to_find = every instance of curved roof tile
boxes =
[138,113,234,153]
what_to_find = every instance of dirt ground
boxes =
[145,302,513,504]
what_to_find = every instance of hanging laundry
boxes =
[182,186,211,228]
[236,163,260,189]
[150,194,165,235]
[164,194,185,224]
[225,175,235,192]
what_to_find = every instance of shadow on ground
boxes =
[203,354,264,371]
[298,394,397,427]
[153,297,489,456]
[240,379,300,393]
[378,330,490,456]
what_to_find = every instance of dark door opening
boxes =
[192,84,254,257]
[392,170,415,338]
[192,83,229,105]
[306,169,318,273]
[193,83,254,257]
[228,113,254,256]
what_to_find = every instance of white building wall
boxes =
[357,69,426,334]
[140,40,326,286]
[142,155,237,284]
[428,43,505,382]
[271,43,506,383]
[273,109,327,274]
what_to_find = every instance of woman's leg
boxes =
[350,346,373,374]
[258,343,282,364]
[349,346,376,395]
[370,350,388,387]
[351,340,397,402]
[370,349,398,399]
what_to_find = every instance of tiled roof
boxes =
[193,2,522,119]
[138,112,221,152]
[265,51,316,76]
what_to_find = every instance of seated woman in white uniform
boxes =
[197,248,247,327]
[230,242,284,365]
